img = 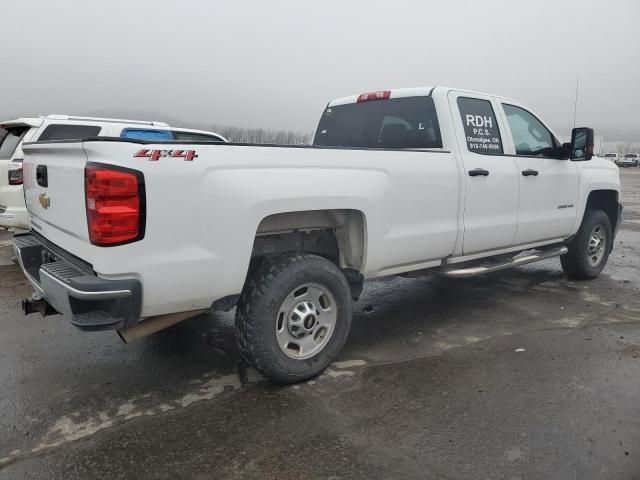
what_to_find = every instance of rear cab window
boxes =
[456,97,503,154]
[0,126,31,159]
[37,124,102,141]
[314,96,442,149]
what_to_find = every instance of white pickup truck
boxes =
[15,87,622,383]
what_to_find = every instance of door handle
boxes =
[468,168,490,177]
[522,169,539,177]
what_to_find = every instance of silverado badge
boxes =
[39,193,50,209]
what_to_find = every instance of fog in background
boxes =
[2,0,639,144]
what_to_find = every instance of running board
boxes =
[439,246,568,278]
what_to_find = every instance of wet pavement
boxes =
[1,170,640,479]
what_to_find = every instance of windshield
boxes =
[314,96,442,149]
[624,154,637,158]
[0,126,29,159]
[604,154,616,157]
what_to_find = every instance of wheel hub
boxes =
[287,301,318,338]
[587,225,606,267]
[276,283,337,360]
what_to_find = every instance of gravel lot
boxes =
[1,169,639,480]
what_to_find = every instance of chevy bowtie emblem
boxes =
[39,193,50,209]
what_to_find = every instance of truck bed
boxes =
[21,138,460,317]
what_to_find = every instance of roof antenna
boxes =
[572,78,579,128]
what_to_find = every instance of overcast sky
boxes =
[3,0,639,141]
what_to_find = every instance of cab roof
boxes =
[327,86,517,107]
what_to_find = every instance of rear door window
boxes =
[120,128,174,140]
[457,97,503,155]
[314,96,442,149]
[38,124,102,141]
[0,126,30,159]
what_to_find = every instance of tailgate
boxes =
[22,142,91,255]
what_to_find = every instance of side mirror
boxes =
[571,127,594,161]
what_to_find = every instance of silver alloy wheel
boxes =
[276,283,337,360]
[587,224,607,267]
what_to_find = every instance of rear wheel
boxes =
[561,209,612,280]
[235,253,353,383]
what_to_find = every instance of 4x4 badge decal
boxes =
[134,149,198,161]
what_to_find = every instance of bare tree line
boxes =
[212,125,311,145]
[615,142,640,155]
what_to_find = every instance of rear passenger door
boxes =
[449,91,519,254]
[499,103,580,245]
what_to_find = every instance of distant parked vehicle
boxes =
[623,153,640,167]
[0,115,226,230]
[603,153,619,163]
[617,153,639,167]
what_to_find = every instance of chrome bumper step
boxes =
[439,245,568,278]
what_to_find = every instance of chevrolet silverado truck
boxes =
[0,114,226,230]
[15,87,622,383]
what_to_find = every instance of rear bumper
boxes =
[13,232,141,331]
[0,205,29,229]
[0,183,29,229]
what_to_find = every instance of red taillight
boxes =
[85,165,144,246]
[356,90,391,102]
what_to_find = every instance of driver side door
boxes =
[499,103,580,245]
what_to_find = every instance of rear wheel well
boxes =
[585,190,619,230]
[248,209,366,300]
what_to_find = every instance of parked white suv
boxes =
[603,153,619,163]
[0,115,226,230]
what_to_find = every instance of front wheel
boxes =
[235,253,353,383]
[561,209,612,280]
